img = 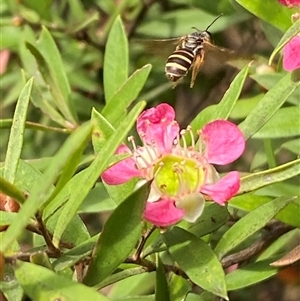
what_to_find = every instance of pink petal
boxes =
[201,171,240,205]
[137,103,180,153]
[283,36,300,71]
[101,145,141,185]
[278,0,300,7]
[202,120,245,165]
[143,198,185,227]
[0,50,10,75]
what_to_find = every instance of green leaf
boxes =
[37,27,74,115]
[163,227,227,300]
[25,42,77,126]
[187,203,229,238]
[91,108,115,153]
[30,83,67,127]
[29,251,53,270]
[52,102,146,247]
[52,123,92,200]
[269,19,300,65]
[239,158,300,193]
[53,235,99,271]
[234,0,294,31]
[230,94,263,119]
[102,64,152,126]
[239,73,300,140]
[0,211,18,226]
[230,195,300,228]
[83,181,151,286]
[252,106,300,138]
[169,274,191,301]
[14,261,111,301]
[136,9,249,38]
[0,176,26,204]
[226,259,277,291]
[104,16,128,102]
[98,268,154,293]
[190,64,249,135]
[47,211,90,246]
[3,78,33,184]
[143,204,228,258]
[282,138,300,155]
[214,196,295,259]
[0,122,94,253]
[23,0,52,21]
[155,257,170,301]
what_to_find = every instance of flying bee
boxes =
[134,14,247,88]
[165,14,223,88]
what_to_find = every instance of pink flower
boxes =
[278,0,300,7]
[102,103,245,227]
[283,36,300,71]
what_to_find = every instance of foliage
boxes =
[1,1,299,301]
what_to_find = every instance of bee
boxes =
[165,14,223,88]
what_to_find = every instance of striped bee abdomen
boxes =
[165,49,195,83]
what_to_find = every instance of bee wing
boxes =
[203,41,253,69]
[131,37,182,59]
[190,52,205,88]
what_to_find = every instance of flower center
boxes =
[153,154,205,198]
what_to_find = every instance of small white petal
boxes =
[175,193,205,223]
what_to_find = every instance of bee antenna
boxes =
[191,26,200,31]
[205,13,223,31]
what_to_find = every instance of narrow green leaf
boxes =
[169,274,191,301]
[239,158,300,193]
[143,204,228,258]
[252,106,300,138]
[91,108,115,153]
[30,83,67,127]
[190,64,249,136]
[26,42,77,126]
[234,0,294,31]
[269,19,300,65]
[102,64,152,125]
[214,197,295,259]
[52,102,146,247]
[83,181,151,286]
[163,227,227,300]
[14,261,111,301]
[187,203,229,238]
[30,251,53,270]
[38,27,74,114]
[239,73,300,140]
[46,211,90,246]
[53,235,99,271]
[155,257,170,301]
[230,194,300,228]
[0,176,26,204]
[226,259,277,291]
[51,124,92,200]
[0,211,18,226]
[3,78,33,184]
[104,16,128,102]
[95,268,150,291]
[0,123,94,253]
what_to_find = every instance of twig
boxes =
[221,223,293,268]
[35,212,61,256]
[133,225,157,260]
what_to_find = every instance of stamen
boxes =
[173,162,185,196]
[186,125,195,148]
[128,136,137,152]
[180,129,189,157]
[154,161,164,178]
